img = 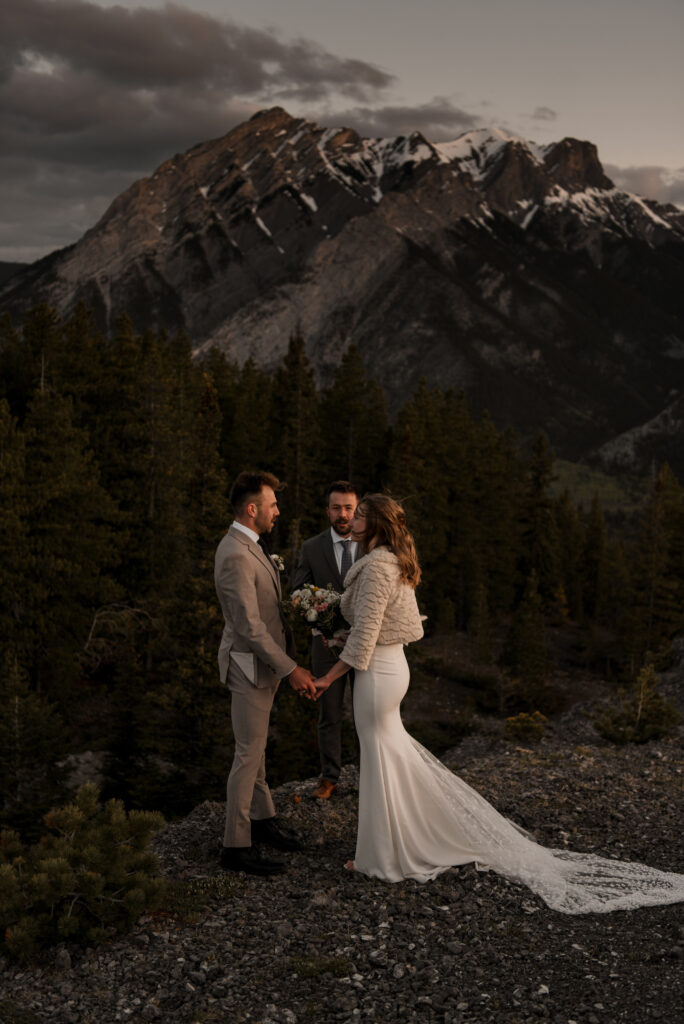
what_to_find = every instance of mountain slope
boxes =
[2,106,683,472]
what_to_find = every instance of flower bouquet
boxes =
[288,583,348,651]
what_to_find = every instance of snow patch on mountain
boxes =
[299,192,318,212]
[596,399,684,469]
[436,128,552,179]
[254,215,272,238]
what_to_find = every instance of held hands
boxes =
[313,675,333,700]
[288,665,317,699]
[313,656,351,699]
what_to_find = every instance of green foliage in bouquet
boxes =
[593,663,680,744]
[0,783,166,960]
[504,710,548,743]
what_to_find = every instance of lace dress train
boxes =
[352,644,684,915]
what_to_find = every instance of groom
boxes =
[215,470,316,876]
[292,481,361,799]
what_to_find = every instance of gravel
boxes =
[1,737,682,1024]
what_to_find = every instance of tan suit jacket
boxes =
[215,524,296,687]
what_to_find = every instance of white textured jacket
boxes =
[339,546,424,670]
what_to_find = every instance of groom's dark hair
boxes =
[230,470,282,514]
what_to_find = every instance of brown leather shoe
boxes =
[311,779,337,800]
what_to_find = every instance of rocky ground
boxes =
[1,732,683,1024]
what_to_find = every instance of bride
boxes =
[313,493,684,914]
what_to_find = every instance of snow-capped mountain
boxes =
[2,106,683,473]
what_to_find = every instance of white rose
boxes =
[306,609,318,622]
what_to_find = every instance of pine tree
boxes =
[554,489,584,622]
[387,384,528,628]
[0,313,28,414]
[139,371,233,809]
[581,493,607,621]
[469,577,493,666]
[388,381,450,619]
[0,784,165,960]
[435,390,478,627]
[625,464,684,671]
[200,346,241,470]
[270,335,322,561]
[467,411,522,617]
[54,302,107,430]
[95,321,188,601]
[22,389,121,695]
[319,345,388,492]
[222,357,274,481]
[518,434,562,610]
[0,401,30,665]
[0,305,62,420]
[0,654,67,838]
[594,662,680,744]
[501,570,551,708]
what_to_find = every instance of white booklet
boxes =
[230,650,256,684]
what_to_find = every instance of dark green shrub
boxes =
[166,874,240,922]
[594,664,680,744]
[504,710,548,743]
[0,783,166,960]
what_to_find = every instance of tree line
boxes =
[1,303,683,834]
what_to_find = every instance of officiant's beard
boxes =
[332,516,353,536]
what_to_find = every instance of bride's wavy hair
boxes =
[358,493,421,588]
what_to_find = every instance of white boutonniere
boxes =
[271,554,285,572]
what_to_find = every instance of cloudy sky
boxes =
[1,0,683,262]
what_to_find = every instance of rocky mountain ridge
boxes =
[2,106,683,473]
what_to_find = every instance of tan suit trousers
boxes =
[224,658,280,847]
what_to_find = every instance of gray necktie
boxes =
[340,538,352,579]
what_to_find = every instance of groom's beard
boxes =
[333,519,353,536]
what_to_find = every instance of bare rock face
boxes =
[542,138,613,192]
[2,106,684,472]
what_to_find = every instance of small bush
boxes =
[166,875,239,922]
[594,664,680,745]
[288,955,355,978]
[0,783,166,960]
[0,1000,41,1024]
[504,711,548,743]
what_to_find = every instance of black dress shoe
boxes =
[251,817,302,852]
[219,846,285,876]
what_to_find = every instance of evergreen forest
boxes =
[1,303,684,838]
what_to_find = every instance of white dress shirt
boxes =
[232,521,261,545]
[330,528,358,573]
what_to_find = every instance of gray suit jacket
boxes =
[215,525,297,687]
[292,530,360,677]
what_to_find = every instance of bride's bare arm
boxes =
[314,657,352,697]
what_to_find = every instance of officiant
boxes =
[292,482,361,799]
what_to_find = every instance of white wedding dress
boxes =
[352,644,684,914]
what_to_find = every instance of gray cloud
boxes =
[528,106,557,122]
[604,164,684,208]
[323,97,480,141]
[1,0,394,96]
[0,157,137,263]
[0,0,395,261]
[9,2,678,266]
